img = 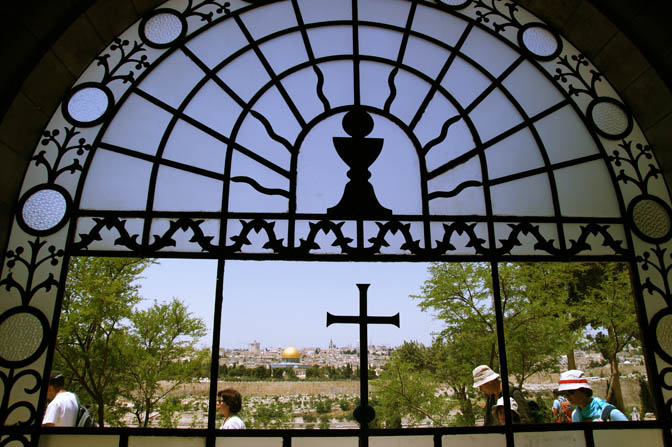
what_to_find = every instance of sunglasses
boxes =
[562,390,577,396]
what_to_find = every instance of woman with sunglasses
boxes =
[557,370,627,422]
[217,388,246,429]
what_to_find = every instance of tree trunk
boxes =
[97,400,105,427]
[567,349,576,370]
[606,357,625,411]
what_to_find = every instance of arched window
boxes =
[2,1,671,446]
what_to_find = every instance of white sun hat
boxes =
[473,365,500,388]
[557,369,591,392]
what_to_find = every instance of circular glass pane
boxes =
[656,314,672,358]
[144,11,184,46]
[0,312,45,364]
[66,86,110,124]
[521,26,559,57]
[632,198,672,241]
[590,100,630,137]
[21,188,67,232]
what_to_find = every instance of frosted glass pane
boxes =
[535,105,600,165]
[297,112,421,215]
[227,181,289,213]
[424,119,474,172]
[412,4,468,46]
[491,174,555,216]
[241,2,297,41]
[494,222,559,255]
[102,93,173,156]
[502,59,565,117]
[225,219,287,251]
[515,431,585,447]
[128,437,204,447]
[258,32,309,76]
[281,68,326,123]
[293,438,358,447]
[389,70,432,125]
[404,36,450,80]
[441,56,492,108]
[470,88,524,144]
[184,80,243,139]
[461,26,519,77]
[162,120,227,174]
[485,128,544,179]
[594,430,663,447]
[217,50,270,103]
[359,62,394,110]
[555,160,621,217]
[443,433,505,447]
[150,219,220,252]
[40,435,118,447]
[295,220,356,254]
[185,20,248,69]
[80,150,152,210]
[230,150,289,191]
[413,94,461,148]
[297,0,352,23]
[253,86,302,143]
[75,218,144,251]
[564,224,627,255]
[215,438,280,447]
[364,221,424,254]
[153,166,223,212]
[368,118,422,215]
[430,221,488,253]
[359,26,403,60]
[428,167,486,216]
[139,49,204,109]
[307,26,353,59]
[235,117,291,170]
[313,60,354,110]
[359,0,410,27]
[297,114,348,213]
[370,436,433,447]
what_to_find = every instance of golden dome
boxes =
[282,346,301,359]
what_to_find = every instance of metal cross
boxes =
[326,283,400,429]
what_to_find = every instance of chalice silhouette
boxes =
[327,108,392,218]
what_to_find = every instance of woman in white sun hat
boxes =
[473,365,530,425]
[557,370,627,422]
[492,397,521,424]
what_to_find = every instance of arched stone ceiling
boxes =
[1,0,671,261]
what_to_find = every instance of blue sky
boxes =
[137,259,444,350]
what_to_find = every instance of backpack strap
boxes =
[600,404,616,421]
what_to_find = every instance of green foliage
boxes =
[318,415,330,429]
[54,257,208,427]
[315,398,332,414]
[55,257,155,426]
[638,375,655,415]
[120,298,207,427]
[158,395,184,428]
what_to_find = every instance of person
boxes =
[631,406,640,421]
[552,389,572,423]
[42,372,78,426]
[217,388,246,429]
[492,397,521,424]
[557,370,628,422]
[473,365,530,425]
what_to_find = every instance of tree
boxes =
[584,263,640,410]
[119,298,207,427]
[54,257,154,426]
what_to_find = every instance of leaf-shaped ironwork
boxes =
[609,140,660,195]
[31,127,91,184]
[1,239,63,306]
[96,38,150,85]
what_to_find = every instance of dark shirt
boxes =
[484,387,530,425]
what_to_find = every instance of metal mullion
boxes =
[352,0,360,107]
[233,15,307,128]
[409,20,472,130]
[97,142,228,182]
[134,88,291,179]
[488,153,604,187]
[490,261,514,447]
[382,0,417,113]
[206,258,226,445]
